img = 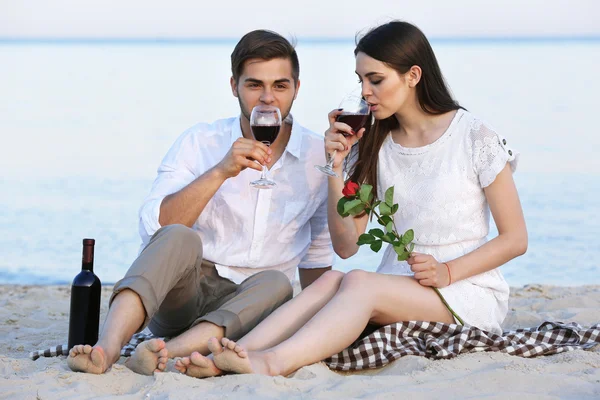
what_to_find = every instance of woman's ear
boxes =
[407,65,422,88]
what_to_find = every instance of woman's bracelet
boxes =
[443,262,452,286]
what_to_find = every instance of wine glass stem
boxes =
[261,164,268,180]
[327,150,338,169]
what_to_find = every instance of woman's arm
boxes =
[449,163,528,280]
[327,175,370,258]
[322,109,369,259]
[410,163,527,287]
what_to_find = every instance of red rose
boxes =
[342,181,360,198]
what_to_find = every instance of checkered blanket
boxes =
[30,321,600,371]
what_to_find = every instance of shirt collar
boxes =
[231,114,303,159]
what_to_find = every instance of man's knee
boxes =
[160,224,202,245]
[258,270,293,303]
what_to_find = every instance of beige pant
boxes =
[110,224,293,340]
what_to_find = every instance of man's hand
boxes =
[215,138,272,179]
[407,253,450,288]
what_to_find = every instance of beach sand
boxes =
[0,284,599,399]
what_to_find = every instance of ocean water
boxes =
[1,39,599,286]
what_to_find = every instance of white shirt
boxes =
[138,115,334,284]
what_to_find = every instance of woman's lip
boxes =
[370,105,378,111]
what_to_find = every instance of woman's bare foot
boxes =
[67,344,117,374]
[174,352,222,378]
[125,339,169,375]
[209,337,281,376]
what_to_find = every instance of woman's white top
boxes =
[370,109,518,334]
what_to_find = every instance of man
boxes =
[67,30,333,376]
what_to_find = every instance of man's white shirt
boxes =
[138,115,334,284]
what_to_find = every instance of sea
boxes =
[1,38,599,286]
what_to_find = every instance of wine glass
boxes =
[315,94,370,177]
[250,105,282,189]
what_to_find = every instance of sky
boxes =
[1,0,599,39]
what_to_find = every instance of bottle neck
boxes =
[82,244,94,272]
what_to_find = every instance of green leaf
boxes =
[368,192,374,204]
[380,216,393,226]
[385,186,394,207]
[357,233,375,245]
[391,203,399,215]
[385,221,394,233]
[384,233,396,242]
[381,234,392,243]
[348,203,366,216]
[409,242,415,254]
[359,184,373,203]
[393,245,404,256]
[369,228,384,238]
[343,199,362,214]
[379,203,392,216]
[396,251,410,261]
[370,240,382,252]
[402,229,414,244]
[337,197,349,217]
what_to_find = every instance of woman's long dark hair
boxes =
[349,21,462,197]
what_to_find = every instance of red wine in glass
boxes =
[336,113,369,136]
[249,105,282,189]
[251,125,280,144]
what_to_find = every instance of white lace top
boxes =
[351,109,519,333]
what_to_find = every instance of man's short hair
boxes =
[231,30,299,83]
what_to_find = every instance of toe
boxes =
[226,340,237,351]
[207,338,223,355]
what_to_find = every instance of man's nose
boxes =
[260,89,275,104]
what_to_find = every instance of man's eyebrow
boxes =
[243,78,291,84]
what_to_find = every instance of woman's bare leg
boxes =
[211,270,454,376]
[175,270,345,377]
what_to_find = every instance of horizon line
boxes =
[1,35,600,45]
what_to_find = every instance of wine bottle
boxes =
[68,238,102,349]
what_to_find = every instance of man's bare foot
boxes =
[174,352,222,378]
[125,339,169,375]
[67,344,115,374]
[208,337,281,376]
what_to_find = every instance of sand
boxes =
[0,284,599,399]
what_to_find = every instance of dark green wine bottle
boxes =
[68,238,101,349]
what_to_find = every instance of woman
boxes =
[175,20,527,377]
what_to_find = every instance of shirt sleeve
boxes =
[298,196,335,269]
[469,119,519,188]
[138,130,200,245]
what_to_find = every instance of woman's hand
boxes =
[408,253,451,288]
[324,109,365,171]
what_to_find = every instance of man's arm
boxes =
[297,193,336,290]
[159,137,272,227]
[299,267,332,289]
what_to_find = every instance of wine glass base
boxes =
[250,179,277,189]
[314,165,339,177]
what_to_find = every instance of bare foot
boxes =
[208,337,282,376]
[67,344,114,374]
[125,339,169,375]
[174,352,222,378]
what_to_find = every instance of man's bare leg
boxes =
[67,289,145,374]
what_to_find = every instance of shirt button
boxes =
[502,139,507,145]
